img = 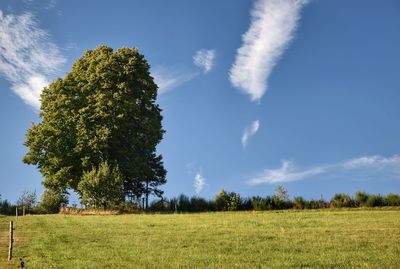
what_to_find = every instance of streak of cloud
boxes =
[152,65,198,95]
[230,0,308,101]
[242,120,260,148]
[248,155,400,185]
[194,172,206,194]
[0,11,65,109]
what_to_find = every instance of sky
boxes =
[0,0,400,203]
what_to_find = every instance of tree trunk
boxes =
[145,181,149,210]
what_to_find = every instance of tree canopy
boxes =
[23,46,166,207]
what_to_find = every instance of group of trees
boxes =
[1,188,399,215]
[0,190,68,215]
[23,46,166,210]
[150,188,400,213]
[0,194,16,215]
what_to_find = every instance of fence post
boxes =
[8,221,13,261]
[23,206,26,216]
[15,207,18,221]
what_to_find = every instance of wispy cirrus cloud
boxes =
[152,65,199,95]
[230,0,308,101]
[248,155,400,185]
[342,155,400,170]
[194,171,206,194]
[248,160,324,185]
[193,49,216,74]
[242,120,260,148]
[0,10,65,109]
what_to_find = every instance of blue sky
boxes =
[1,0,400,203]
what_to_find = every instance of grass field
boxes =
[1,209,400,268]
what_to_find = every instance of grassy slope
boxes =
[1,209,400,269]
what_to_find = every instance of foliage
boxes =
[39,189,69,213]
[214,189,230,211]
[214,190,242,211]
[17,190,37,211]
[78,161,124,209]
[355,191,369,207]
[23,45,166,203]
[151,190,399,213]
[386,193,400,206]
[272,186,290,209]
[251,196,272,211]
[293,196,307,209]
[365,194,385,207]
[330,193,355,208]
[0,199,16,215]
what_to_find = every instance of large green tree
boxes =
[23,46,166,205]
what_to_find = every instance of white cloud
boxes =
[248,160,324,185]
[0,11,65,109]
[152,66,198,95]
[248,154,400,185]
[194,172,206,194]
[342,155,400,170]
[193,49,216,73]
[242,120,260,148]
[229,0,308,101]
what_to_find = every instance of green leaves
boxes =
[78,162,124,209]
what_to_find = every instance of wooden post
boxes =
[8,221,13,261]
[15,207,18,221]
[23,206,26,216]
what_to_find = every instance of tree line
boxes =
[150,187,400,213]
[1,187,399,215]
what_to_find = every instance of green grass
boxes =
[1,209,400,268]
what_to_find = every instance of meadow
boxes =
[1,209,399,268]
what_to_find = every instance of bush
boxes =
[78,161,124,210]
[190,196,214,212]
[251,196,266,211]
[149,199,168,212]
[227,193,242,211]
[293,196,307,209]
[355,191,369,207]
[214,190,242,211]
[308,199,324,209]
[330,193,355,208]
[177,194,191,212]
[39,189,69,213]
[366,194,385,207]
[0,199,16,215]
[272,186,290,209]
[386,193,400,206]
[214,190,230,211]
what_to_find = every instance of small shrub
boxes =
[39,189,68,214]
[386,193,400,206]
[78,161,124,210]
[355,191,369,207]
[366,194,385,207]
[177,194,191,212]
[308,199,323,209]
[214,190,230,211]
[227,193,242,211]
[330,193,354,208]
[293,196,306,209]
